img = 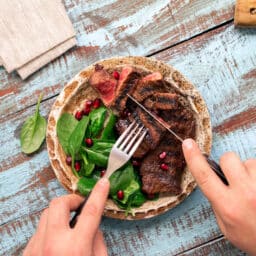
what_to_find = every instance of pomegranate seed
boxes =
[66,156,72,166]
[85,100,92,107]
[121,109,130,118]
[75,161,81,171]
[132,159,141,167]
[84,106,91,115]
[100,170,106,177]
[85,138,93,147]
[92,98,101,109]
[159,151,167,159]
[160,163,168,171]
[75,111,83,120]
[113,70,120,80]
[117,190,124,200]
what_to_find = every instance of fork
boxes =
[69,121,147,228]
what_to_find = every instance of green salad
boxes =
[56,99,148,214]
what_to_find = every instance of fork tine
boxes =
[128,129,147,157]
[119,123,139,150]
[123,125,144,153]
[115,121,136,148]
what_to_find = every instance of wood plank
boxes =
[178,237,246,256]
[0,0,235,118]
[1,13,255,256]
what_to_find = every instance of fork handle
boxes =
[69,192,91,228]
[203,154,228,185]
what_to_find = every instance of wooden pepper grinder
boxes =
[235,0,256,27]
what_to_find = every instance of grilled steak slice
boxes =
[159,104,196,139]
[89,65,117,106]
[115,117,150,158]
[112,66,141,112]
[144,93,179,110]
[140,135,184,195]
[132,72,167,102]
[134,107,166,150]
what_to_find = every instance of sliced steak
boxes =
[132,72,167,102]
[140,98,196,195]
[140,135,184,195]
[89,65,117,106]
[134,107,166,150]
[144,93,179,110]
[111,66,141,112]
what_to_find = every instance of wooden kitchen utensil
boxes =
[235,0,256,27]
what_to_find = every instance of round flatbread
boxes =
[46,56,212,220]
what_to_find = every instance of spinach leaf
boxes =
[130,190,146,207]
[101,111,117,140]
[109,163,135,195]
[20,94,46,154]
[57,113,78,154]
[80,151,95,177]
[69,116,89,177]
[88,107,107,137]
[77,177,97,196]
[82,147,109,167]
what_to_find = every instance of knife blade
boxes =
[127,93,228,185]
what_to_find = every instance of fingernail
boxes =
[183,138,194,150]
[98,177,109,187]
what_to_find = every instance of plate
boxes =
[46,56,212,220]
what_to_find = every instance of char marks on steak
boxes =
[112,66,141,112]
[140,102,196,195]
[140,135,184,195]
[132,72,167,102]
[144,93,179,110]
[89,65,117,106]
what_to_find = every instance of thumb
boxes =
[182,139,225,202]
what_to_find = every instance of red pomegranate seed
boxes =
[66,156,72,166]
[160,163,168,171]
[132,159,141,167]
[121,109,130,118]
[92,98,101,109]
[84,106,91,115]
[159,151,167,159]
[75,161,81,171]
[85,100,92,107]
[85,138,93,147]
[75,110,83,120]
[113,70,120,80]
[100,170,106,177]
[117,190,124,200]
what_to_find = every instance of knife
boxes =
[127,94,228,185]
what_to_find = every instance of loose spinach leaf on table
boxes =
[20,94,46,154]
[56,113,78,154]
[69,116,89,177]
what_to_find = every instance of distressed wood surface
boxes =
[0,0,235,118]
[1,0,255,255]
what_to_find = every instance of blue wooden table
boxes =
[0,0,255,255]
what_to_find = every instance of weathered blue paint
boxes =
[0,0,254,255]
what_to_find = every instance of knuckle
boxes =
[220,152,236,165]
[49,197,63,209]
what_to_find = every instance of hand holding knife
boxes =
[127,94,228,185]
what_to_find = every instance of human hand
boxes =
[182,139,256,255]
[23,178,110,256]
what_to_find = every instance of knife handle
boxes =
[203,154,229,185]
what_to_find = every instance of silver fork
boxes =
[70,121,147,228]
[104,121,147,179]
